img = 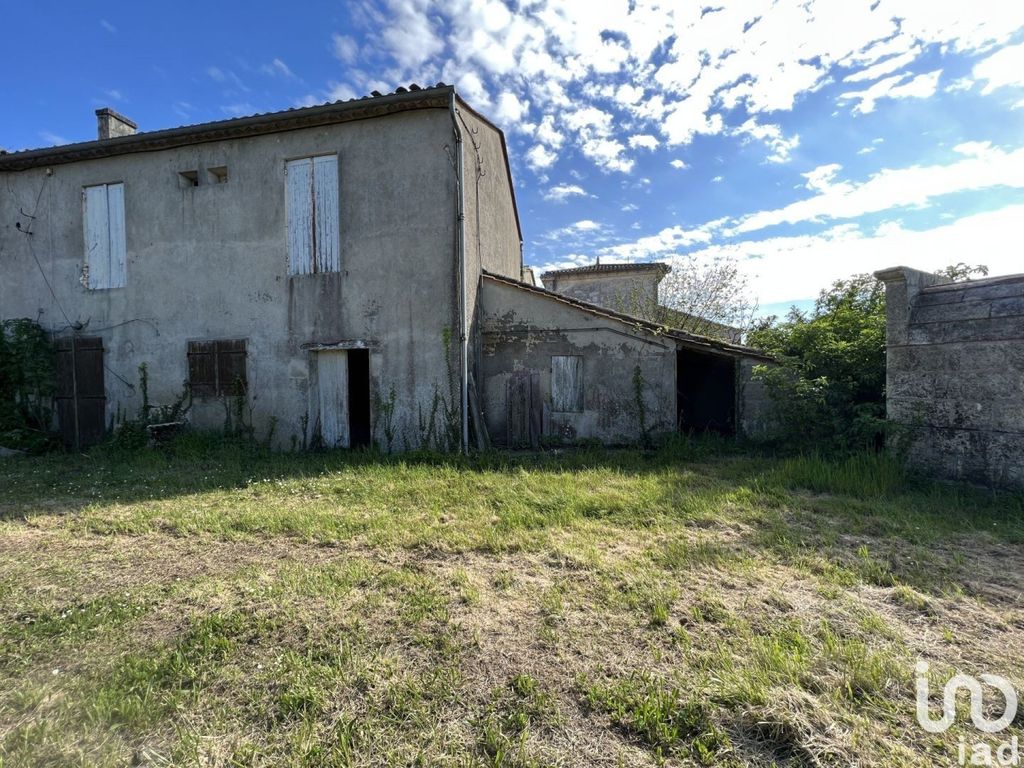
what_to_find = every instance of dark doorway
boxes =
[55,336,106,450]
[677,349,736,435]
[347,349,371,449]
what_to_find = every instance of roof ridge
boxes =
[0,83,455,168]
[542,262,670,278]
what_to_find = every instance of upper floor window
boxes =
[82,182,126,290]
[286,155,339,275]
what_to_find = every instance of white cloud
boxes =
[670,159,688,169]
[945,76,974,93]
[543,184,589,202]
[207,66,249,93]
[733,120,800,163]
[579,205,1024,307]
[494,91,528,126]
[100,19,116,34]
[327,82,357,101]
[332,34,359,64]
[973,42,1024,94]
[332,0,1024,178]
[840,70,941,114]
[221,103,255,117]
[597,222,718,261]
[842,50,919,83]
[711,175,723,183]
[736,144,1024,234]
[261,58,296,79]
[581,137,634,174]
[39,131,68,146]
[526,144,557,170]
[379,0,444,69]
[628,134,658,150]
[717,205,1024,305]
[544,219,606,241]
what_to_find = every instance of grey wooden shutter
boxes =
[313,155,340,273]
[551,355,583,412]
[84,185,110,289]
[83,183,126,289]
[106,183,127,288]
[286,158,313,274]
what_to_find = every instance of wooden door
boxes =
[55,337,106,449]
[506,371,540,449]
[316,350,350,448]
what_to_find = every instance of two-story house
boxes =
[1,83,771,452]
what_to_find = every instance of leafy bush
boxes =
[0,319,57,452]
[748,264,985,453]
[747,274,887,452]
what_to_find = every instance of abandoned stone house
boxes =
[876,266,1024,489]
[1,83,770,452]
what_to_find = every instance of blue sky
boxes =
[4,1,1024,317]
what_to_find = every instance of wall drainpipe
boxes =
[450,90,470,454]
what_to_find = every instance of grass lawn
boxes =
[1,438,1023,767]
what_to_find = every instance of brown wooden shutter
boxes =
[215,339,247,395]
[187,341,216,394]
[54,336,106,449]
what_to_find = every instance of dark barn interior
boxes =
[347,349,372,448]
[677,349,737,435]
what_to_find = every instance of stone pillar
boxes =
[874,266,951,348]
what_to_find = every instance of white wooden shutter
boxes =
[316,350,350,448]
[84,185,110,289]
[551,355,584,412]
[286,158,313,274]
[313,155,339,273]
[106,183,126,288]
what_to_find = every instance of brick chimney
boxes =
[95,108,137,140]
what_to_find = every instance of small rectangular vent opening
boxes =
[207,166,229,184]
[178,170,199,189]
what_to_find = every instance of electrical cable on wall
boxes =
[12,170,76,330]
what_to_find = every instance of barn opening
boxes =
[677,349,736,435]
[347,348,371,449]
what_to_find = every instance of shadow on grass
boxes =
[1,432,1021,553]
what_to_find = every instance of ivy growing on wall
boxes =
[0,319,57,452]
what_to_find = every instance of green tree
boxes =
[747,264,986,452]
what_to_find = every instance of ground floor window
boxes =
[187,339,248,396]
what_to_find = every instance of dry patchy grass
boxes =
[1,442,1023,766]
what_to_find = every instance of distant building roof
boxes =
[484,270,769,360]
[542,262,670,280]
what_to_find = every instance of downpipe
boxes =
[450,91,470,454]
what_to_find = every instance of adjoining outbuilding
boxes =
[480,271,771,448]
[875,266,1024,489]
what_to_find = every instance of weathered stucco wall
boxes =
[876,266,1024,488]
[480,278,677,445]
[1,108,466,450]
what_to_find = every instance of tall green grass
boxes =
[771,452,908,499]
